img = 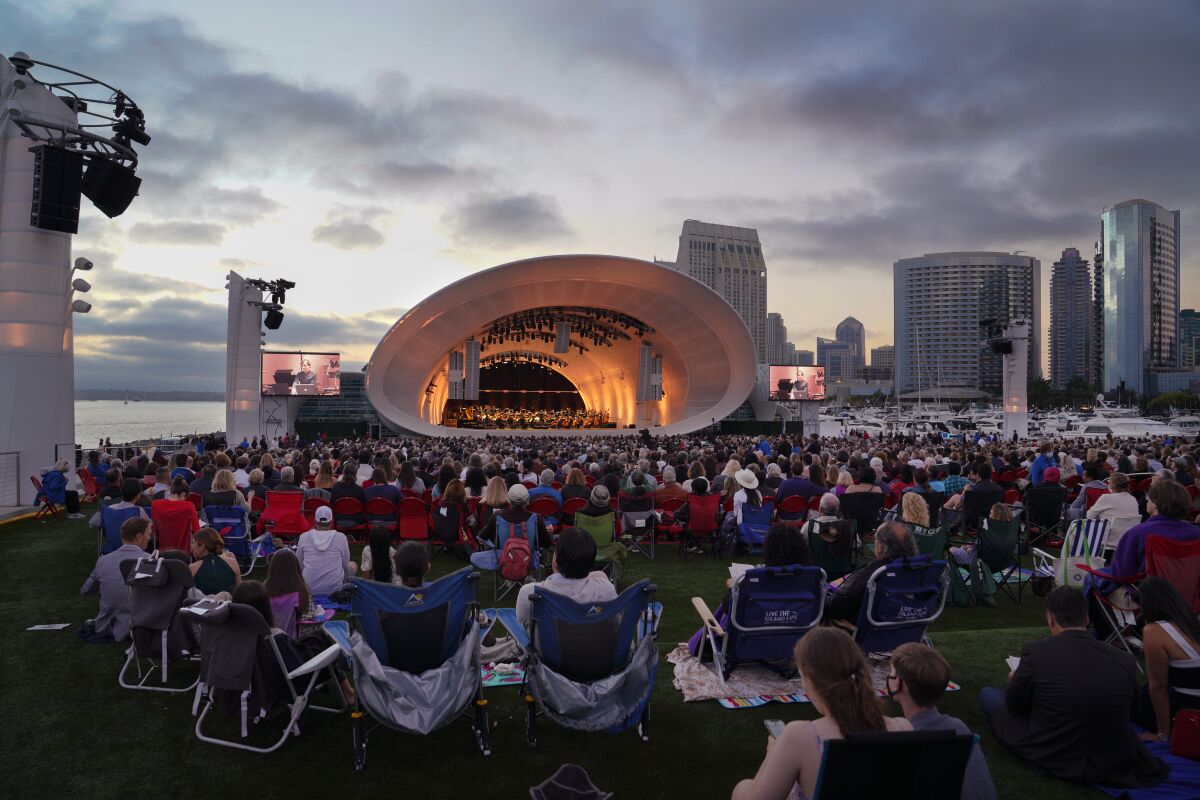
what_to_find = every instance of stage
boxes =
[431,426,641,438]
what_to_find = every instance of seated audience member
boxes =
[395,541,431,589]
[189,463,216,495]
[263,548,315,618]
[475,475,510,532]
[560,468,592,505]
[950,503,1012,566]
[360,525,398,585]
[899,491,930,528]
[146,466,171,500]
[1134,577,1200,739]
[825,521,916,624]
[477,483,551,549]
[978,587,1165,788]
[363,468,401,505]
[170,452,195,483]
[232,456,251,489]
[89,478,149,529]
[527,469,564,508]
[732,627,912,800]
[621,484,655,513]
[1107,480,1198,580]
[1068,463,1110,521]
[888,643,998,800]
[515,526,616,631]
[189,527,240,596]
[1086,471,1140,522]
[306,461,336,501]
[97,467,123,502]
[775,461,826,522]
[844,465,884,495]
[730,469,763,524]
[41,459,83,518]
[801,492,843,536]
[202,468,249,510]
[1024,464,1068,519]
[655,466,687,505]
[80,516,153,641]
[329,462,366,506]
[271,466,304,493]
[296,506,357,595]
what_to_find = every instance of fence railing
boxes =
[0,452,20,507]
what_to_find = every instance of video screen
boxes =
[769,365,825,401]
[262,351,341,396]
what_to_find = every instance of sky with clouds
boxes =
[7,0,1199,390]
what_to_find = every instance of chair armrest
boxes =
[1075,564,1144,583]
[287,642,343,679]
[492,607,531,650]
[1030,548,1055,559]
[692,596,724,637]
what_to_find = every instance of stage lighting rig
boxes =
[5,51,150,226]
[246,278,296,331]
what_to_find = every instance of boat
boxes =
[1169,415,1200,438]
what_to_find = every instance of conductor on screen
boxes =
[295,357,317,386]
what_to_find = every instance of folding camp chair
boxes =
[397,496,430,545]
[974,517,1025,603]
[494,579,659,746]
[258,491,308,540]
[205,505,271,575]
[852,555,949,656]
[529,496,562,528]
[118,555,201,693]
[78,468,99,504]
[839,492,885,554]
[681,493,721,558]
[151,499,199,553]
[911,522,949,559]
[430,501,474,558]
[190,599,346,753]
[574,511,622,585]
[1032,518,1109,589]
[470,514,541,600]
[952,484,1003,546]
[30,475,63,522]
[619,509,657,559]
[302,496,328,527]
[692,565,826,689]
[736,504,773,555]
[808,520,855,581]
[365,497,398,535]
[653,495,685,546]
[333,497,368,541]
[812,729,977,799]
[562,496,587,525]
[99,505,144,555]
[324,568,491,770]
[1023,485,1068,548]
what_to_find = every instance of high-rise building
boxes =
[870,344,895,379]
[1181,309,1200,368]
[1090,240,1105,387]
[673,220,768,362]
[893,252,1041,395]
[1101,199,1181,395]
[794,349,814,366]
[767,312,787,364]
[835,316,866,378]
[817,337,856,382]
[1049,248,1093,388]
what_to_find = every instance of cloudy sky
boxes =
[7,0,1199,389]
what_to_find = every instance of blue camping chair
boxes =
[204,505,271,575]
[852,555,948,656]
[470,515,542,600]
[737,504,773,553]
[692,565,827,689]
[100,504,144,555]
[494,579,659,747]
[324,567,490,771]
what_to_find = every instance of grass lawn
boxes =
[0,514,1106,799]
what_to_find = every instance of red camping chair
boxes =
[682,493,721,557]
[332,497,367,541]
[151,498,200,552]
[78,468,99,504]
[775,494,808,525]
[521,480,537,490]
[807,496,823,514]
[302,496,329,527]
[258,491,308,538]
[397,496,430,543]
[529,496,562,531]
[551,482,563,491]
[1064,474,1083,489]
[1003,489,1022,506]
[584,475,596,487]
[655,495,686,542]
[364,497,398,534]
[30,476,63,521]
[186,492,203,513]
[1084,487,1111,510]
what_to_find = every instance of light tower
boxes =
[983,318,1030,440]
[0,52,147,504]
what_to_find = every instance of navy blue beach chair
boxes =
[852,555,948,656]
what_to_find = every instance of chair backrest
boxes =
[808,521,855,580]
[724,565,826,669]
[910,523,949,559]
[1146,535,1200,613]
[777,494,808,516]
[186,492,203,512]
[1025,485,1066,527]
[686,493,721,533]
[529,496,562,517]
[1105,516,1143,552]
[854,556,948,654]
[1003,489,1022,505]
[151,500,199,552]
[264,490,303,514]
[562,496,588,515]
[737,504,773,545]
[269,591,300,638]
[528,579,654,683]
[1063,518,1109,559]
[838,492,885,536]
[573,512,615,548]
[976,517,1020,571]
[350,568,478,673]
[100,505,143,554]
[813,730,976,800]
[1084,487,1111,509]
[1064,474,1083,489]
[204,505,250,557]
[397,496,429,540]
[655,495,685,514]
[365,497,397,519]
[962,484,1003,526]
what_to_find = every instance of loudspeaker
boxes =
[82,157,141,218]
[30,146,83,233]
[264,309,285,329]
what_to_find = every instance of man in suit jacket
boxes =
[978,587,1166,788]
[80,516,152,641]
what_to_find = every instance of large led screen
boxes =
[262,351,341,396]
[769,365,825,401]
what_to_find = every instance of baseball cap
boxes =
[508,483,529,504]
[315,506,333,523]
[1043,466,1061,483]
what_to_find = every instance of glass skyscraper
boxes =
[1101,199,1181,395]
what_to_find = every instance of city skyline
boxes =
[5,1,1198,390]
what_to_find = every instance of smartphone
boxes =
[764,719,786,739]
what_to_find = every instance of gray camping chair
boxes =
[189,600,345,753]
[118,554,201,694]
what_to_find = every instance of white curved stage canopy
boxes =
[365,255,757,436]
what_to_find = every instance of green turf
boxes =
[0,516,1104,799]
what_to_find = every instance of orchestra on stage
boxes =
[443,405,611,429]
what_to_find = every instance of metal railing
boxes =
[0,452,20,506]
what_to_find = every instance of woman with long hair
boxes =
[264,548,314,616]
[732,627,909,799]
[900,491,930,528]
[360,525,397,585]
[1134,577,1200,739]
[189,527,240,596]
[204,468,249,510]
[476,475,510,532]
[397,461,425,495]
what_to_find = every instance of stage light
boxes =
[264,309,285,330]
[82,157,142,218]
[73,257,93,271]
[71,278,92,292]
[70,300,92,314]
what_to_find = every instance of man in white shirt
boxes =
[296,507,357,595]
[516,526,616,631]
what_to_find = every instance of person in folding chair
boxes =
[515,526,616,632]
[1133,578,1200,742]
[977,587,1167,789]
[80,516,154,642]
[732,627,913,800]
[824,522,916,625]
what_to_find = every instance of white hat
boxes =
[734,468,759,490]
[314,506,333,524]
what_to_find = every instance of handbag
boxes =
[1170,709,1200,761]
[1060,522,1104,589]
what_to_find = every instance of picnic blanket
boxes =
[1096,740,1200,799]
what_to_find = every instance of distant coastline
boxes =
[75,389,225,401]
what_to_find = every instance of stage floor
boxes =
[435,426,636,437]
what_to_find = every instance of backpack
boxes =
[497,516,535,582]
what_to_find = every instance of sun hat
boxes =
[734,468,759,490]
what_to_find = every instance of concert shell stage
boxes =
[364,255,757,436]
